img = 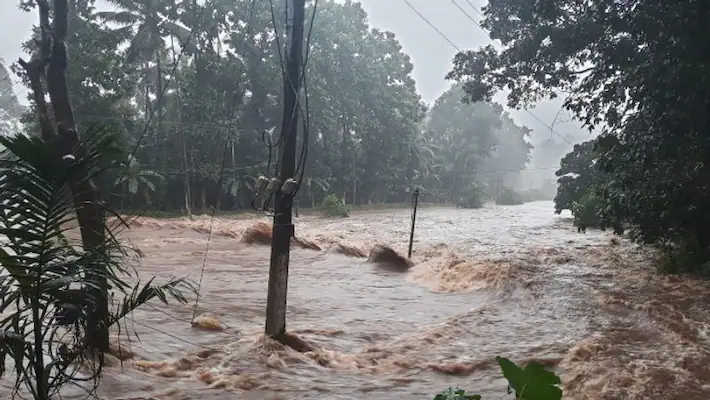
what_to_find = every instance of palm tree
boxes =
[220,174,257,209]
[114,155,165,207]
[96,0,195,142]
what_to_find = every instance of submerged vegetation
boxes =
[321,193,350,217]
[0,128,190,399]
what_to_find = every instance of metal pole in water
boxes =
[265,0,305,340]
[408,187,420,258]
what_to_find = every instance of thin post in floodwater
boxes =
[265,0,306,340]
[408,187,420,258]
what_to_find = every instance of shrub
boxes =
[456,193,484,209]
[321,193,350,217]
[495,187,525,205]
[571,190,603,232]
[456,182,485,209]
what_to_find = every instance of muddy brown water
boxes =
[3,201,710,399]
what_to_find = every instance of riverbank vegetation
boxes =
[447,0,710,275]
[2,0,539,217]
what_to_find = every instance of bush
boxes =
[321,193,350,217]
[434,357,563,400]
[495,187,525,205]
[571,191,603,232]
[657,241,710,276]
[456,182,485,209]
[456,193,484,209]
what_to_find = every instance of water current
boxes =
[4,201,710,399]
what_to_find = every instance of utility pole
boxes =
[265,0,306,341]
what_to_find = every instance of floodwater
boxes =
[5,201,710,399]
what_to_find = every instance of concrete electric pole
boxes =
[265,0,306,341]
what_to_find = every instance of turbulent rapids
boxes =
[7,201,710,399]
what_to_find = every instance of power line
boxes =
[192,0,260,324]
[462,0,485,18]
[450,0,483,30]
[451,0,574,145]
[402,0,460,50]
[112,0,213,183]
[402,0,573,146]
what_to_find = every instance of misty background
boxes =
[0,0,594,192]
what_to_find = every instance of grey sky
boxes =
[0,0,591,144]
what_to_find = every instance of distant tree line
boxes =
[5,0,543,215]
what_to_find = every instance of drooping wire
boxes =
[191,0,259,323]
[292,0,318,197]
[402,0,573,146]
[245,0,288,215]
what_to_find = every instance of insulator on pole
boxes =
[281,178,298,195]
[266,178,282,194]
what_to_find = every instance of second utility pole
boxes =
[265,0,306,341]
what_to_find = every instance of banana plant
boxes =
[114,155,165,206]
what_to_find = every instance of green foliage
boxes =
[570,191,603,233]
[433,357,562,400]
[456,182,485,209]
[553,140,601,214]
[321,193,350,217]
[421,83,532,202]
[497,357,562,400]
[0,126,191,398]
[447,0,710,274]
[434,387,481,400]
[495,187,524,206]
[14,0,536,213]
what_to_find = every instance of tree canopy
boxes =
[11,0,538,213]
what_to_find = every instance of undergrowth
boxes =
[321,193,350,217]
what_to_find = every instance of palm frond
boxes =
[0,124,191,398]
[161,21,197,53]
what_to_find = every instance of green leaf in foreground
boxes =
[496,357,562,400]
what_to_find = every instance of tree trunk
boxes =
[144,190,151,207]
[172,40,191,219]
[200,183,207,212]
[215,186,222,212]
[20,0,109,352]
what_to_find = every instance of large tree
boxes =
[13,0,537,215]
[421,83,532,203]
[446,0,710,270]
